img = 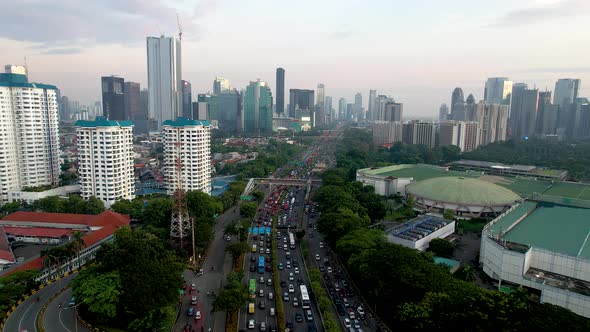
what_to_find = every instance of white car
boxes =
[344,318,351,328]
[315,254,320,261]
[319,242,324,248]
[288,284,295,293]
[354,319,361,329]
[357,306,365,316]
[248,319,255,329]
[266,248,270,254]
[294,267,300,274]
[289,272,294,281]
[327,267,333,273]
[195,310,202,320]
[226,235,231,241]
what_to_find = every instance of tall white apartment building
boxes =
[147,36,182,131]
[0,65,60,203]
[414,122,436,148]
[162,118,211,195]
[75,117,135,208]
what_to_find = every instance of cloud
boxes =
[40,48,85,55]
[0,0,217,50]
[491,0,590,26]
[329,30,354,39]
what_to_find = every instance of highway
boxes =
[2,274,89,332]
[44,287,90,332]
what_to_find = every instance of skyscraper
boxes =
[554,79,580,108]
[213,77,232,95]
[368,89,377,121]
[383,102,403,122]
[439,121,460,147]
[354,92,363,120]
[510,84,539,138]
[289,89,314,119]
[465,94,476,121]
[451,87,464,119]
[324,96,333,124]
[372,121,402,146]
[276,68,285,115]
[162,118,211,195]
[484,77,513,105]
[374,95,395,121]
[181,80,192,119]
[459,122,480,152]
[244,80,273,133]
[147,36,182,130]
[137,88,150,134]
[210,90,241,133]
[101,76,125,120]
[338,98,346,120]
[124,82,140,132]
[476,102,509,145]
[0,66,60,203]
[439,103,449,121]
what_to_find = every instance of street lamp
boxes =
[62,299,85,332]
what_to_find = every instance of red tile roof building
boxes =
[0,211,130,278]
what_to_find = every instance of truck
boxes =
[289,232,295,249]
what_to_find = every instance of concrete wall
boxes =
[8,185,81,204]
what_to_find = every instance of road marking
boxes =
[58,307,74,332]
[18,299,36,331]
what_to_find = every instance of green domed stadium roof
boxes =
[406,177,521,206]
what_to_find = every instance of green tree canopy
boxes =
[239,202,258,218]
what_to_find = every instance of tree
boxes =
[75,227,184,329]
[427,238,455,258]
[140,197,174,228]
[226,242,249,265]
[252,190,265,202]
[239,202,258,218]
[212,272,249,320]
[186,190,223,221]
[295,230,306,240]
[111,199,144,220]
[335,228,385,264]
[317,208,370,245]
[454,265,476,282]
[72,269,121,321]
[1,201,21,215]
[71,230,85,270]
[443,209,456,220]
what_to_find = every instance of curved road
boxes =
[43,287,90,332]
[3,274,89,332]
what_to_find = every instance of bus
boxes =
[300,285,311,309]
[258,256,265,273]
[289,232,296,249]
[249,279,256,299]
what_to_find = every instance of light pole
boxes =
[62,300,85,332]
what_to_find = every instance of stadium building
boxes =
[451,160,567,181]
[405,177,522,218]
[480,200,590,318]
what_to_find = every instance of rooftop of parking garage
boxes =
[491,201,590,259]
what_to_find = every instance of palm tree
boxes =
[70,231,85,271]
[40,248,58,280]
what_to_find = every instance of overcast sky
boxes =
[2,0,590,117]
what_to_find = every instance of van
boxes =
[251,244,257,253]
[248,302,255,314]
[269,307,275,316]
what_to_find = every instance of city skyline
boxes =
[2,0,590,117]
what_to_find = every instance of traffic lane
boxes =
[3,274,77,332]
[44,287,90,332]
[308,219,376,332]
[174,204,240,332]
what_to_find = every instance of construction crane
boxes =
[176,13,183,41]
